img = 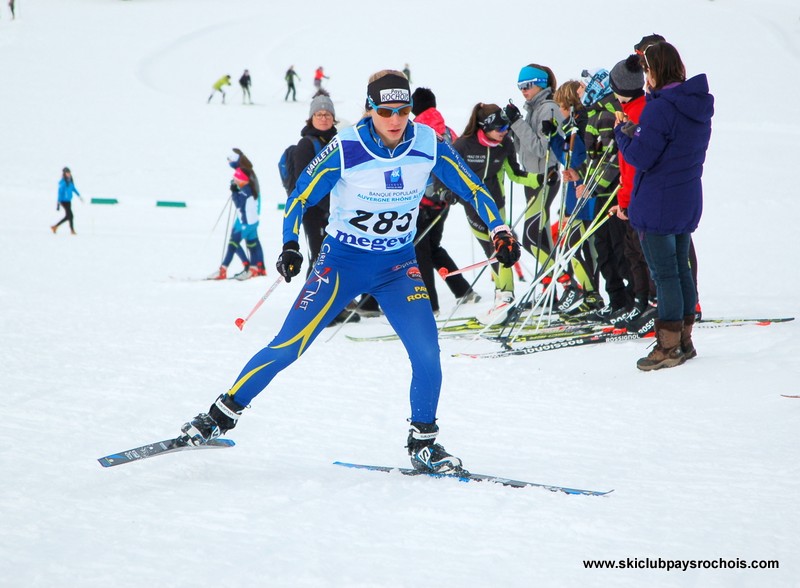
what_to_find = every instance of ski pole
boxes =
[235,275,283,331]
[211,197,232,233]
[217,199,234,265]
[440,255,498,279]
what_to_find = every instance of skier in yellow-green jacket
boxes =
[208,75,232,104]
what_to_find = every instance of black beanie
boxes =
[366,73,411,109]
[411,87,436,116]
[610,54,645,98]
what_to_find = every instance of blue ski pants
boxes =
[226,238,442,423]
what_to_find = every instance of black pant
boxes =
[55,201,74,232]
[302,200,329,277]
[622,219,655,303]
[285,83,296,101]
[414,205,471,312]
[594,212,633,309]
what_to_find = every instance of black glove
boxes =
[541,119,558,138]
[503,103,521,125]
[230,182,238,194]
[276,241,303,282]
[492,227,521,268]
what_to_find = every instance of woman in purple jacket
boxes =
[614,41,713,371]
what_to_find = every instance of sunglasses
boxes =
[488,124,509,133]
[368,97,413,118]
[517,78,546,91]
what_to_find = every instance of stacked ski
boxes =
[452,317,794,360]
[347,315,794,345]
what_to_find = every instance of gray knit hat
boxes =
[609,55,645,98]
[309,94,335,118]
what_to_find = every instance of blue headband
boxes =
[518,66,549,88]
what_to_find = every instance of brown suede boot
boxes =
[636,319,685,371]
[681,314,697,360]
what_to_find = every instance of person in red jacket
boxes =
[608,55,657,328]
[410,87,480,314]
[313,66,329,90]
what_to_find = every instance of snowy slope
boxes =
[1,1,799,587]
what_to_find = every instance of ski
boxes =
[780,394,800,399]
[347,316,793,344]
[333,462,612,496]
[168,275,238,282]
[97,436,235,467]
[347,322,602,343]
[453,330,646,359]
[449,314,794,330]
[483,324,615,343]
[696,317,794,326]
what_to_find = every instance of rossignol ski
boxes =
[453,330,645,359]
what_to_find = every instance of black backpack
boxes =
[278,136,323,196]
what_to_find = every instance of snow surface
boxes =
[2,0,799,586]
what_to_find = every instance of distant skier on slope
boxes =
[207,74,231,104]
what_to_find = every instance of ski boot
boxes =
[207,266,227,280]
[477,289,515,325]
[234,264,252,281]
[181,394,245,446]
[407,421,465,474]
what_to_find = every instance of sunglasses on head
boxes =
[640,45,654,71]
[368,97,413,118]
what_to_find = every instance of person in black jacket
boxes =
[239,69,252,104]
[290,91,337,272]
[453,103,542,324]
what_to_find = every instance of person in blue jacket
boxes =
[208,149,262,280]
[614,41,713,371]
[229,167,265,279]
[51,167,83,235]
[181,69,521,474]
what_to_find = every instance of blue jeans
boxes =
[639,232,696,322]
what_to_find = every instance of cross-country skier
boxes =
[451,103,542,324]
[182,69,521,474]
[207,74,231,104]
[503,64,567,309]
[285,65,300,101]
[208,149,262,280]
[239,69,252,104]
